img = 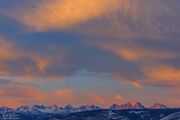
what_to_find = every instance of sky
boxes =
[0,0,179,108]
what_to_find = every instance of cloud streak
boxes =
[87,92,125,107]
[19,0,120,31]
[143,65,180,87]
[0,38,20,61]
[100,44,179,61]
[12,0,180,38]
[0,38,65,80]
[0,86,75,108]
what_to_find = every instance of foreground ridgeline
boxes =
[0,101,179,120]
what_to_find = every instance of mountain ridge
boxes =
[0,101,171,111]
[0,102,179,120]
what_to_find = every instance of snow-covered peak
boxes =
[63,105,76,113]
[0,106,14,112]
[78,105,100,111]
[30,105,55,113]
[121,101,145,109]
[64,105,74,109]
[32,105,46,109]
[151,103,168,109]
[109,104,121,110]
[16,106,30,112]
[49,104,60,110]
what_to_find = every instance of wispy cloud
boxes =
[0,38,20,61]
[87,92,125,107]
[0,38,64,80]
[12,0,179,34]
[143,65,180,88]
[100,44,179,61]
[0,86,75,108]
[18,0,120,31]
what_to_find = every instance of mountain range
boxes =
[110,101,168,110]
[0,101,179,120]
[1,101,169,113]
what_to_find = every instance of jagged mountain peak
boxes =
[49,104,60,110]
[110,101,145,110]
[129,100,141,106]
[121,101,145,109]
[109,104,121,110]
[78,105,100,111]
[64,104,74,109]
[151,103,168,109]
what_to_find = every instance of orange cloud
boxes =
[87,93,108,106]
[87,92,125,107]
[0,98,24,108]
[0,38,21,61]
[0,86,75,108]
[5,0,178,39]
[0,38,64,80]
[114,49,140,61]
[101,44,179,61]
[55,89,75,103]
[29,54,50,74]
[112,65,179,90]
[127,80,143,89]
[143,65,180,86]
[20,0,120,31]
[114,73,143,88]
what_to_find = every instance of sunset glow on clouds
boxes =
[0,38,65,80]
[87,93,125,107]
[100,44,179,61]
[0,0,179,108]
[20,0,120,31]
[0,86,75,108]
[143,65,180,88]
